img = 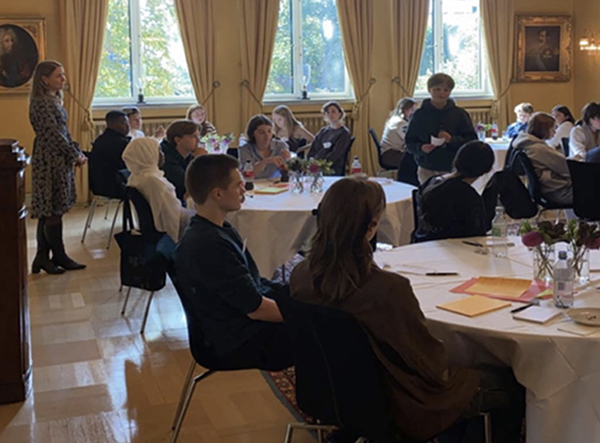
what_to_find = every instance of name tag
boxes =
[323,142,332,149]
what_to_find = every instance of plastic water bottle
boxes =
[553,251,574,308]
[350,156,362,175]
[243,160,254,191]
[491,205,508,257]
[491,123,498,140]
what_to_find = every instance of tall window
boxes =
[94,0,194,104]
[265,0,352,101]
[416,0,490,97]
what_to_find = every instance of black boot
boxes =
[45,220,87,271]
[32,219,65,274]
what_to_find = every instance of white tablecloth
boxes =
[375,238,600,443]
[228,177,415,276]
[473,139,510,191]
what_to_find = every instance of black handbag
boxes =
[114,195,168,291]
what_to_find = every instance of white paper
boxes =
[430,135,446,147]
[513,306,563,324]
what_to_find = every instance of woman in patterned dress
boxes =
[29,60,87,274]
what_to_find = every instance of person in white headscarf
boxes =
[122,137,194,242]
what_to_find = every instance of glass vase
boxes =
[309,171,324,193]
[291,171,304,194]
[568,245,590,284]
[477,131,486,141]
[531,244,554,286]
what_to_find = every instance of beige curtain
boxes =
[59,0,109,203]
[239,0,279,129]
[175,0,218,121]
[481,0,514,130]
[390,0,429,103]
[336,0,376,175]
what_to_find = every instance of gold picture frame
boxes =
[514,15,572,82]
[0,18,46,93]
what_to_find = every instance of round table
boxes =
[375,238,600,443]
[228,177,416,276]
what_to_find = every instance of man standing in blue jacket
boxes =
[405,73,477,184]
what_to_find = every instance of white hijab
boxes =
[122,137,189,242]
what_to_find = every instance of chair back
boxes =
[561,137,570,157]
[512,150,542,204]
[125,186,166,244]
[341,136,356,176]
[567,160,600,220]
[278,296,394,442]
[226,147,239,158]
[369,128,395,171]
[396,153,419,186]
[503,135,525,176]
[410,188,420,242]
[88,146,127,199]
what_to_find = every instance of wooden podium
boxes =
[0,139,31,404]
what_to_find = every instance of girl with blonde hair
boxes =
[186,104,217,136]
[271,105,314,153]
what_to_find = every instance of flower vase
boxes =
[291,171,304,194]
[309,171,324,193]
[531,245,554,286]
[219,141,229,153]
[477,131,486,141]
[569,245,590,284]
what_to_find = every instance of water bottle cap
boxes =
[558,251,567,259]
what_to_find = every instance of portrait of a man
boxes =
[0,24,39,88]
[524,26,561,72]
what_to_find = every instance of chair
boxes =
[226,147,239,158]
[561,137,570,157]
[368,127,397,172]
[396,152,419,186]
[117,186,173,334]
[82,149,128,249]
[410,188,420,243]
[567,160,600,221]
[341,136,356,176]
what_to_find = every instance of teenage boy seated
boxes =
[173,154,293,370]
[160,119,207,203]
[90,110,131,197]
[405,73,477,184]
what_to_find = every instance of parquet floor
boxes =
[0,206,314,443]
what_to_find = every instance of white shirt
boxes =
[546,120,573,152]
[380,116,408,154]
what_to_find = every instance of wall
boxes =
[573,0,600,114]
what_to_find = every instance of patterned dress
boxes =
[29,96,81,218]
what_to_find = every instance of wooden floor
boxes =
[0,206,314,443]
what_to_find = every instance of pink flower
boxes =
[522,231,544,247]
[308,163,320,174]
[584,237,600,250]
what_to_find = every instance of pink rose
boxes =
[522,231,544,247]
[308,163,320,174]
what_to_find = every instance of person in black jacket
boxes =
[413,141,494,243]
[160,119,207,204]
[405,73,477,184]
[90,110,131,198]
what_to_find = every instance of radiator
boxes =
[464,107,493,125]
[93,119,173,139]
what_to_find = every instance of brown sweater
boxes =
[290,261,479,441]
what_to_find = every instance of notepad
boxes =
[451,278,552,302]
[437,296,511,317]
[512,307,563,324]
[465,277,532,299]
[254,186,289,195]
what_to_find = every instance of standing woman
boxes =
[186,104,217,137]
[380,97,417,167]
[29,60,87,274]
[271,105,315,153]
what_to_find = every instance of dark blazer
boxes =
[90,128,131,198]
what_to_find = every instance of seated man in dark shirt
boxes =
[413,141,495,243]
[160,119,207,203]
[173,154,293,370]
[90,110,131,198]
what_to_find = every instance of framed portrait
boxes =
[0,18,46,93]
[514,15,572,82]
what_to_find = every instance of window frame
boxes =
[93,0,195,107]
[263,0,353,103]
[414,0,493,100]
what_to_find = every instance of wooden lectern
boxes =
[0,139,31,404]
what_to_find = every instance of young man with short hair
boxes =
[405,73,477,184]
[173,154,293,370]
[160,119,207,203]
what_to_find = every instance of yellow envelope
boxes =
[437,295,511,318]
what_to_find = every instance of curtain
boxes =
[336,0,376,175]
[481,0,514,130]
[390,0,429,103]
[239,0,279,129]
[175,0,218,122]
[59,0,109,203]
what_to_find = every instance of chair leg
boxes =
[481,412,492,443]
[171,360,197,430]
[283,423,336,443]
[171,370,216,443]
[81,199,97,243]
[121,286,132,315]
[140,291,155,334]
[104,199,112,220]
[106,200,122,249]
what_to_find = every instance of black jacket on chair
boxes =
[160,139,193,204]
[90,128,131,198]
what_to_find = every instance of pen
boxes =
[510,303,534,314]
[425,272,459,276]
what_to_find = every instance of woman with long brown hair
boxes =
[29,60,87,274]
[290,176,524,443]
[271,104,314,153]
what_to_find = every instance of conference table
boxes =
[228,177,416,277]
[375,238,600,443]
